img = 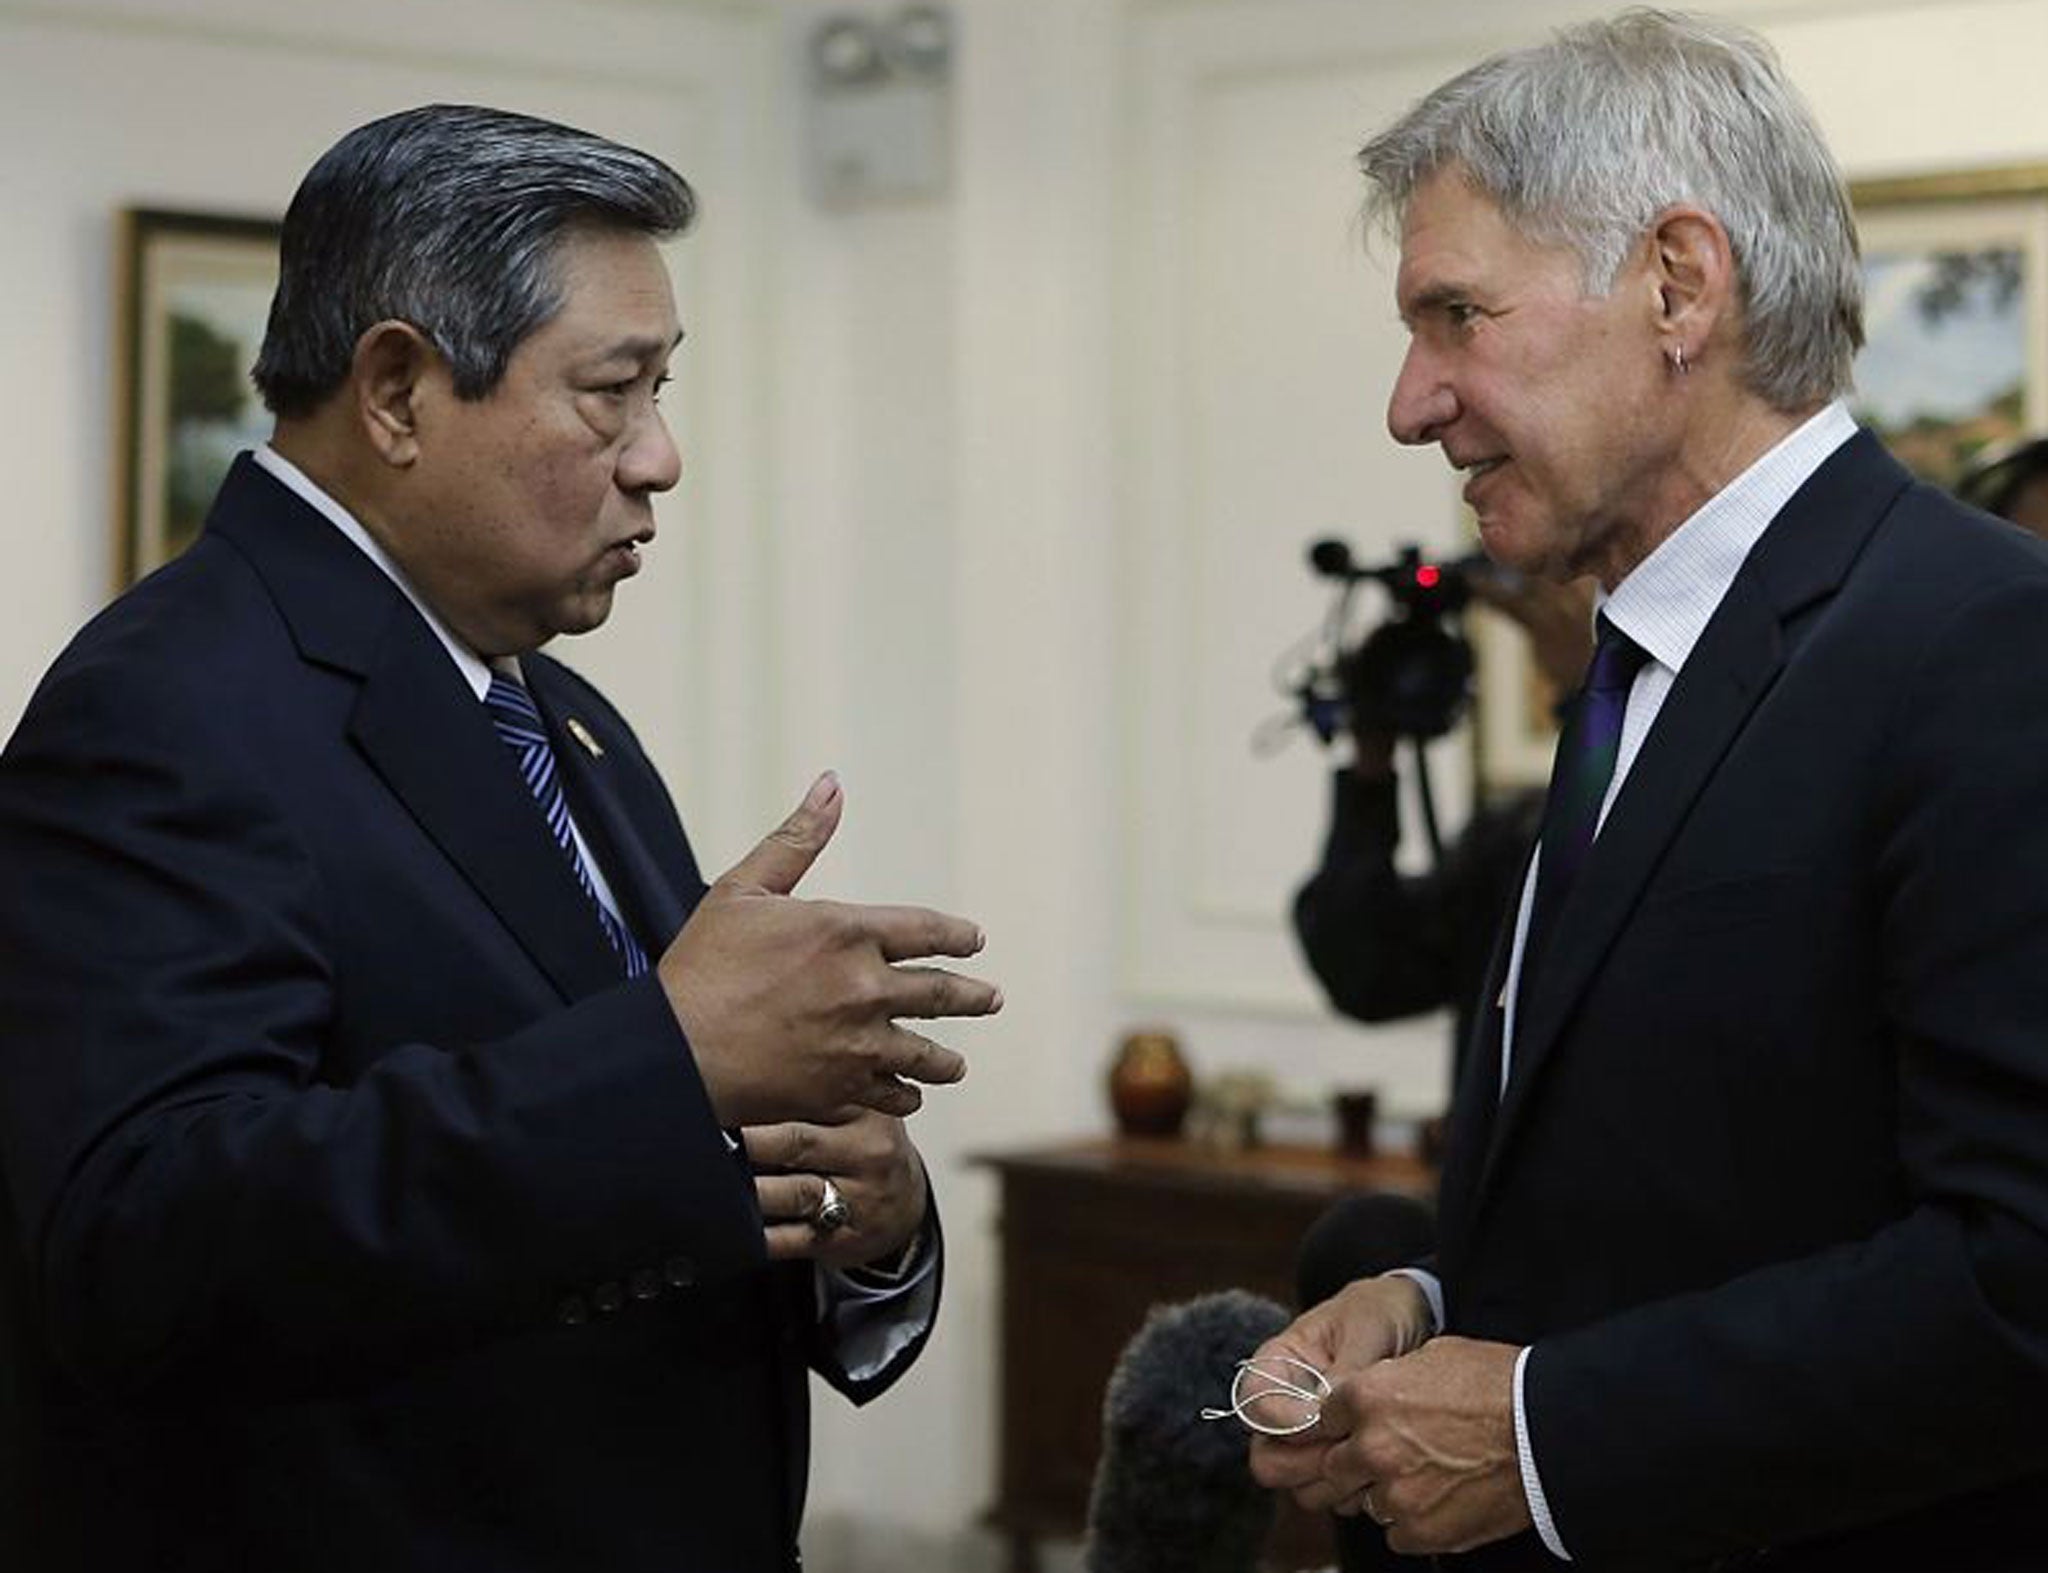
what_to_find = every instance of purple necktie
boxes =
[1520,614,1648,994]
[485,672,650,978]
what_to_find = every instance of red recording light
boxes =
[1415,564,1442,589]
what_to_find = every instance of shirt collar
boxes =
[1601,401,1857,676]
[251,444,508,699]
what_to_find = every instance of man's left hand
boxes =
[743,1110,927,1271]
[1307,1335,1532,1556]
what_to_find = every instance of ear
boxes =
[349,321,439,467]
[1646,205,1736,367]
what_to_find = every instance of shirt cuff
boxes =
[1514,1345,1572,1561]
[815,1228,940,1380]
[1385,1267,1445,1335]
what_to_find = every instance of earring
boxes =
[1668,343,1690,376]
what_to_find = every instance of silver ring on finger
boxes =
[813,1177,853,1235]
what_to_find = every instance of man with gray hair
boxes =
[1250,11,2048,1569]
[0,105,997,1570]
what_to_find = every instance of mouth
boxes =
[602,531,652,576]
[1453,454,1506,506]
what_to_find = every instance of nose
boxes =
[1387,341,1455,448]
[621,407,683,495]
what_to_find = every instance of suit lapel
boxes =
[1469,431,1913,1207]
[206,455,625,1003]
[349,644,625,1002]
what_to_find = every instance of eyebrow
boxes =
[1399,282,1473,326]
[598,329,687,363]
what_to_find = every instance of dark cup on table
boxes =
[1333,1089,1379,1158]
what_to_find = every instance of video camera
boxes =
[1298,538,1487,744]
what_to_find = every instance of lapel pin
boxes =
[566,718,605,759]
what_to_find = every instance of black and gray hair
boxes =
[1358,8,1862,411]
[252,104,695,417]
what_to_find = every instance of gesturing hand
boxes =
[744,1110,927,1271]
[660,772,1001,1128]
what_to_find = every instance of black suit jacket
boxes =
[0,457,934,1572]
[1294,766,1543,1091]
[1433,433,2048,1572]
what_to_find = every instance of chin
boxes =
[544,586,618,638]
[1475,517,1537,571]
[1479,517,1574,580]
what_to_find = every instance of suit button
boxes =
[629,1267,661,1301]
[556,1294,589,1327]
[663,1255,695,1288]
[592,1280,624,1315]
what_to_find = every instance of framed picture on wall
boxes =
[115,208,281,588]
[1850,166,2048,487]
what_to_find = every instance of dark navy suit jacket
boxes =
[1432,433,2048,1572]
[0,456,933,1571]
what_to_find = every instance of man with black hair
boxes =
[0,105,998,1572]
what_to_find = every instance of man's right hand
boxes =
[1246,1274,1435,1508]
[659,772,1001,1128]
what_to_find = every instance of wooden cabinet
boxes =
[975,1137,1434,1572]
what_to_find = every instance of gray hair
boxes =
[253,104,695,417]
[1358,8,1862,410]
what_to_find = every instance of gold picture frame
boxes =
[1849,165,2048,486]
[115,208,281,589]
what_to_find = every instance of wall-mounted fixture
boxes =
[805,5,952,207]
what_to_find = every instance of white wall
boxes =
[0,0,781,846]
[8,0,2048,1566]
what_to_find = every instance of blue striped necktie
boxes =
[484,671,650,978]
[1520,614,1647,997]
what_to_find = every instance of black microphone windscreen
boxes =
[1296,1192,1436,1310]
[1309,538,1356,578]
[1083,1290,1287,1573]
